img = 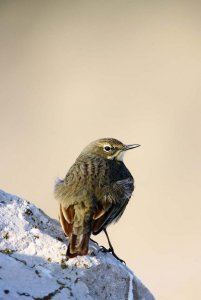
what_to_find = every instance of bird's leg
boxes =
[103,229,125,264]
[89,238,98,245]
[103,228,114,253]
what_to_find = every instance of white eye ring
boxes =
[103,145,112,152]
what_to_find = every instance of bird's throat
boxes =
[108,151,125,161]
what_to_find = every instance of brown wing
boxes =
[92,177,134,235]
[59,204,75,236]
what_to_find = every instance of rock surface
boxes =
[0,189,155,300]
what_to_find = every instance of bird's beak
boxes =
[123,144,141,151]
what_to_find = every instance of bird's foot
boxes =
[107,248,126,264]
[98,245,109,253]
[98,246,125,264]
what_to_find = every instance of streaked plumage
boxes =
[54,138,139,258]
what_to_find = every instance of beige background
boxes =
[0,1,201,299]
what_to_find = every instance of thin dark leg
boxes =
[103,229,114,252]
[103,229,125,264]
[89,238,98,245]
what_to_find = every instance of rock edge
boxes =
[0,189,155,300]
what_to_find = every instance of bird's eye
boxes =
[104,145,112,152]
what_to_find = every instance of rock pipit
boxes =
[54,138,140,261]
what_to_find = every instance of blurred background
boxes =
[0,1,201,299]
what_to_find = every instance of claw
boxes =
[98,245,109,253]
[108,248,126,264]
[98,245,126,264]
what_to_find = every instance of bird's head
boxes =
[80,138,140,161]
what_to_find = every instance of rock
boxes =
[0,189,155,300]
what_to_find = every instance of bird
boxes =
[54,138,140,260]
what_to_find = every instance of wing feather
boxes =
[92,177,134,234]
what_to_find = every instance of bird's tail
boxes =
[58,202,92,258]
[66,233,90,258]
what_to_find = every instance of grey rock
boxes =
[0,189,155,300]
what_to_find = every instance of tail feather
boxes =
[59,204,73,236]
[66,233,90,258]
[58,203,91,258]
